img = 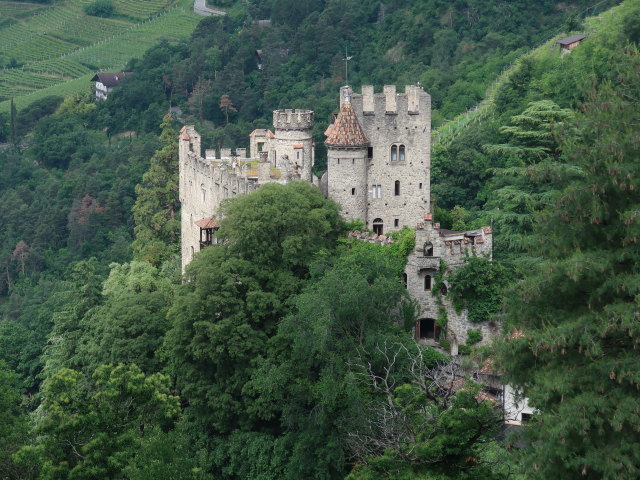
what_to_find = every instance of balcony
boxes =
[413,256,441,271]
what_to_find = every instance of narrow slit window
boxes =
[351,188,356,195]
[394,180,400,196]
[424,275,432,291]
[394,219,399,227]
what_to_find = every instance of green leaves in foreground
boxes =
[19,364,180,480]
[497,48,640,480]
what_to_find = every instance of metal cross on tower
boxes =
[343,47,353,87]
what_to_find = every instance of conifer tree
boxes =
[483,100,578,262]
[132,115,180,266]
[497,48,640,480]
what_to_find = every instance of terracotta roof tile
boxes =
[249,129,275,138]
[293,144,303,149]
[195,217,219,229]
[325,101,368,147]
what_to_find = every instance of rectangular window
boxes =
[367,147,373,159]
[394,219,399,227]
[351,188,356,195]
[372,185,382,199]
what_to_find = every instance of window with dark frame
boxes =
[373,218,384,235]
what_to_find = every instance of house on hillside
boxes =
[91,72,132,100]
[556,34,586,52]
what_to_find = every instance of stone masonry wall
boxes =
[405,216,497,351]
[179,126,259,272]
[337,85,431,233]
[327,146,368,222]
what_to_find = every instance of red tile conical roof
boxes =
[325,101,368,147]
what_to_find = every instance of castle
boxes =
[178,84,494,351]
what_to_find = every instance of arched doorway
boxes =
[372,218,384,235]
[415,318,440,341]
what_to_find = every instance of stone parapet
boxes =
[272,109,314,130]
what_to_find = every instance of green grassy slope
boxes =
[0,0,200,108]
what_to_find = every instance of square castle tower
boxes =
[179,84,432,271]
[325,84,431,234]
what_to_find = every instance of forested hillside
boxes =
[0,0,639,479]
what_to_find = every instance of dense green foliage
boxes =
[84,0,115,18]
[132,115,180,266]
[497,45,640,480]
[449,257,510,323]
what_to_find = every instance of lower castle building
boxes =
[178,84,494,353]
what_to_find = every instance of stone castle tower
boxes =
[326,85,431,234]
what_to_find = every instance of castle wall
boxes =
[327,146,368,222]
[405,218,497,351]
[179,126,259,272]
[338,85,431,233]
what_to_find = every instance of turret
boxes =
[326,90,369,224]
[272,109,314,182]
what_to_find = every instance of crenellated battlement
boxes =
[272,109,314,130]
[342,84,431,116]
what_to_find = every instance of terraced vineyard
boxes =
[0,0,201,109]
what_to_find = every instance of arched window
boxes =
[440,283,448,296]
[373,218,384,235]
[394,180,400,196]
[424,275,432,290]
[399,144,405,161]
[424,242,434,257]
[390,145,397,161]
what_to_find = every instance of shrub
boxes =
[466,328,482,345]
[85,0,115,18]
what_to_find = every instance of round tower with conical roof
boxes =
[325,87,369,223]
